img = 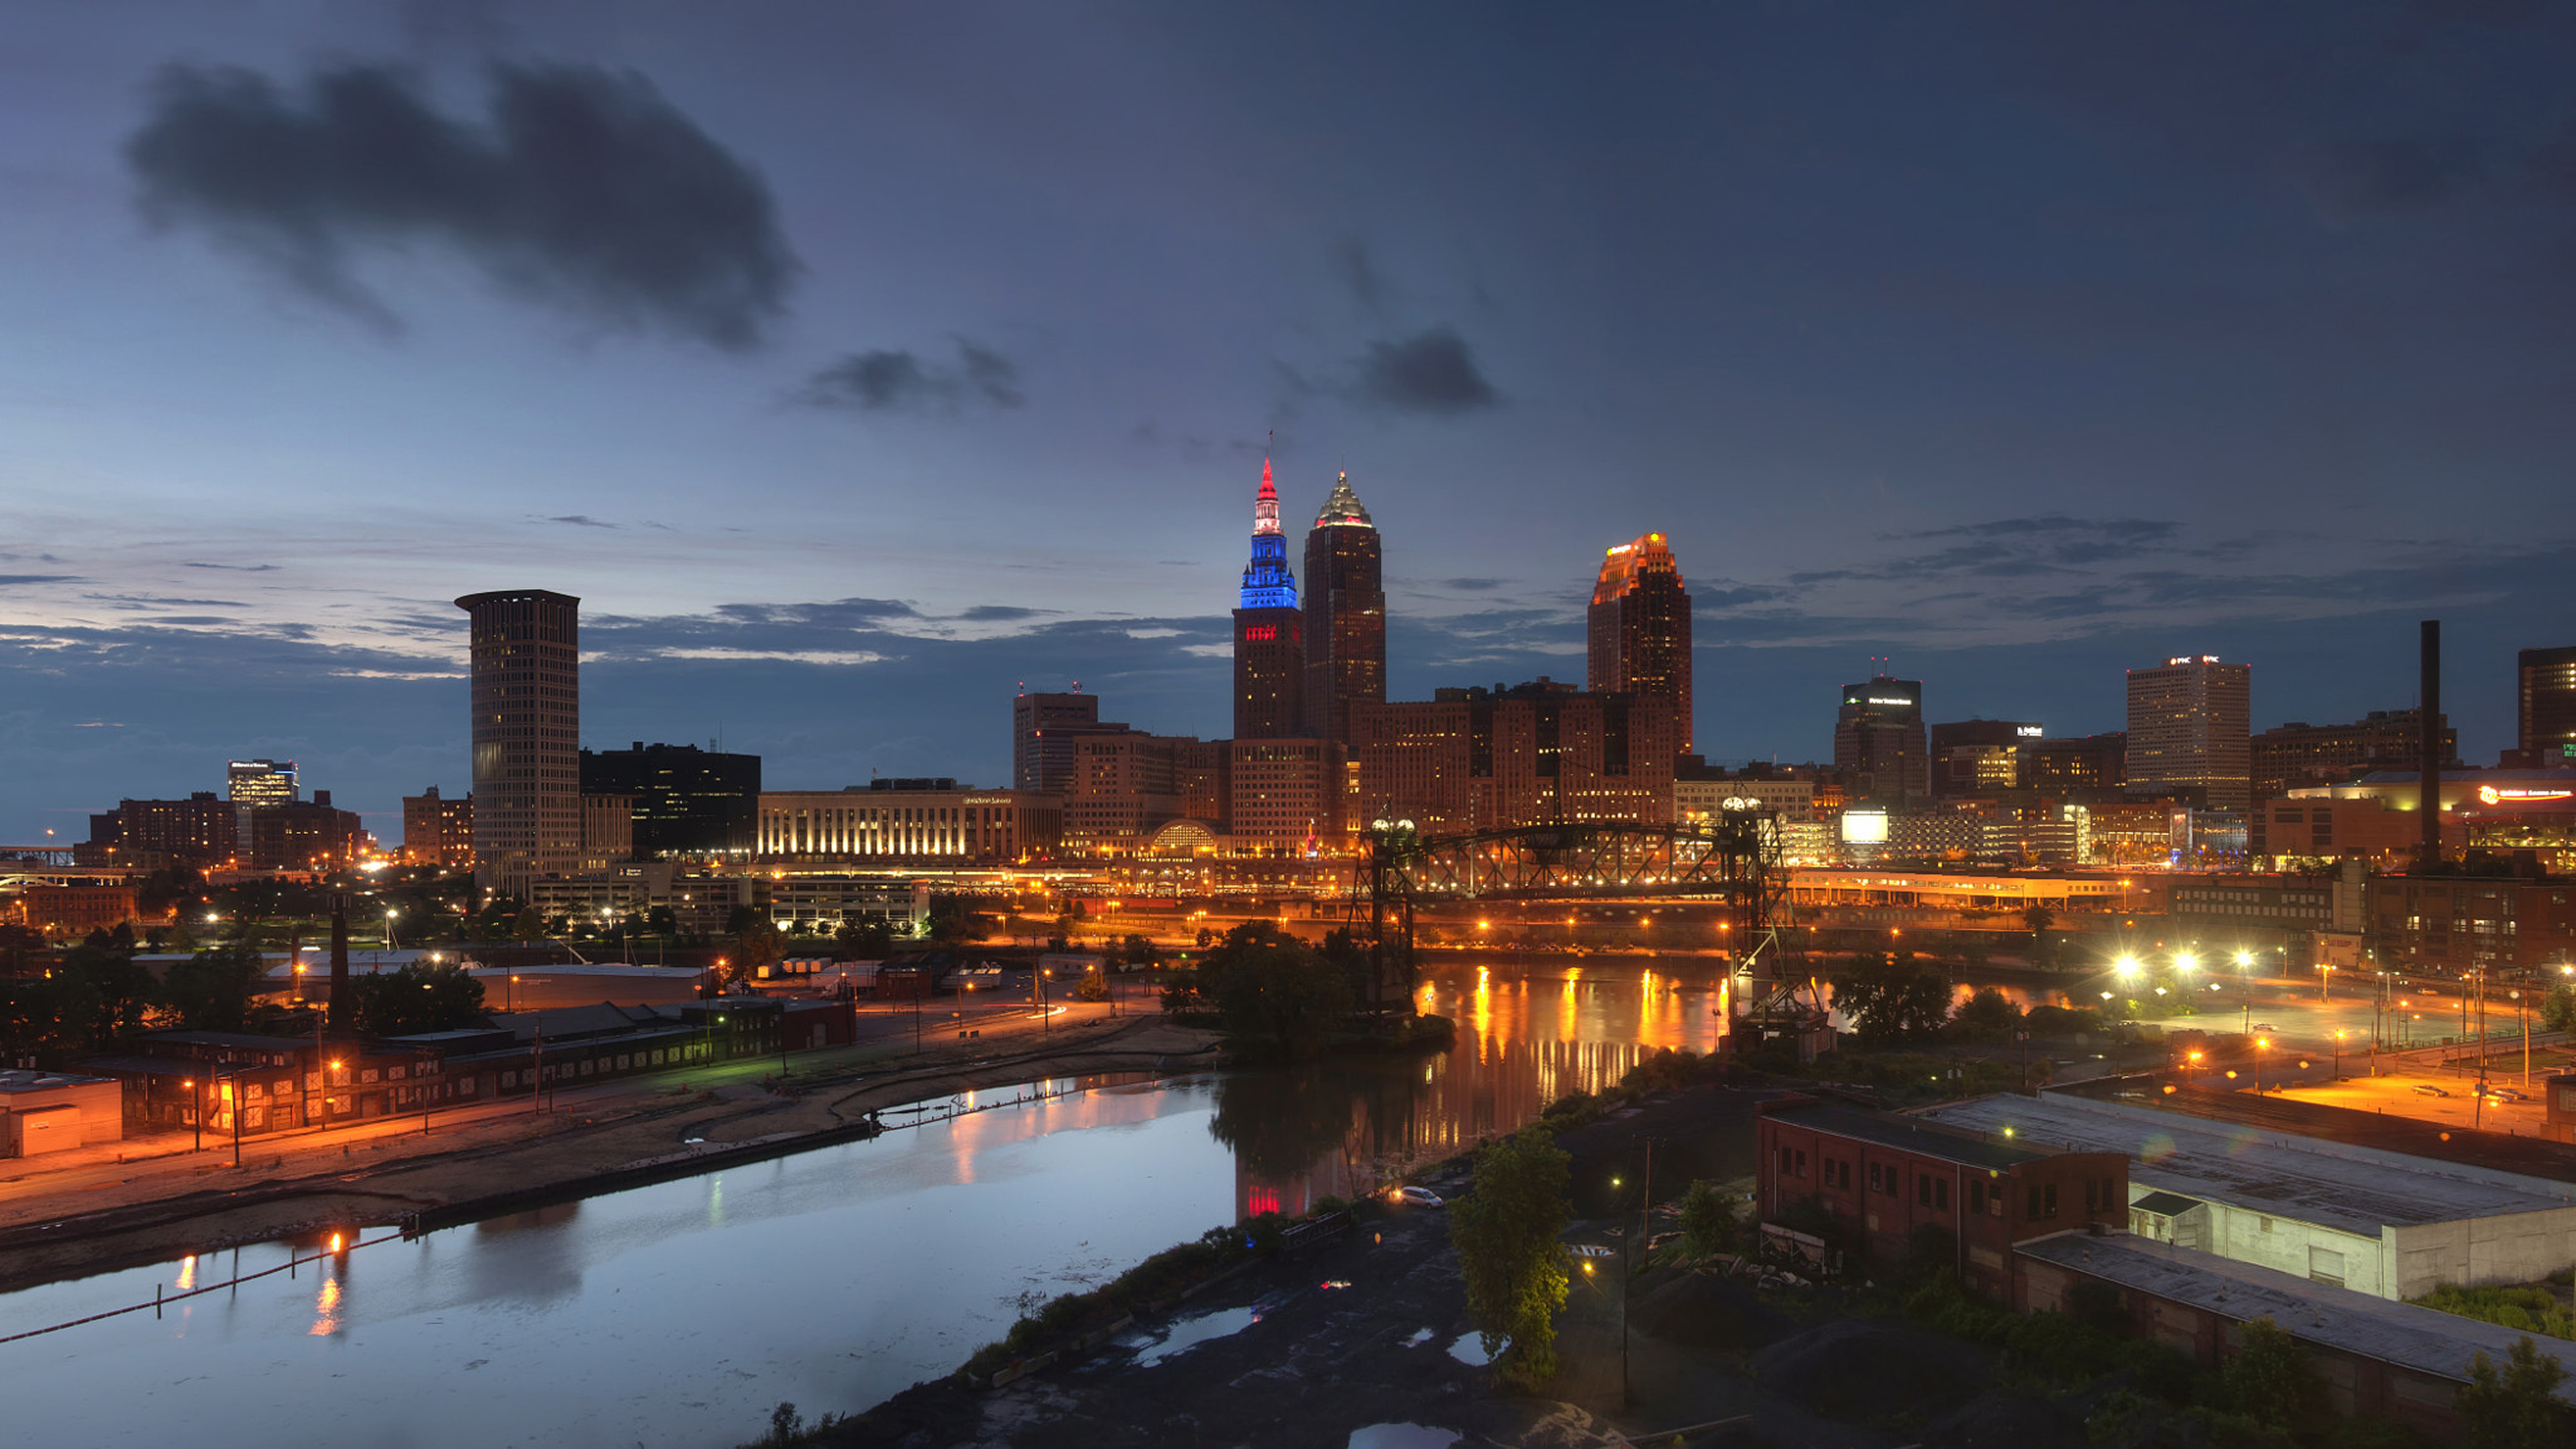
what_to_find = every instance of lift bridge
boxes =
[1344,810,1830,1048]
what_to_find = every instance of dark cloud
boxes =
[0,574,81,586]
[1888,516,2181,543]
[85,594,248,608]
[2292,138,2486,219]
[798,339,1025,414]
[1346,328,1499,415]
[957,604,1051,622]
[1438,577,1506,591]
[127,61,798,347]
[1698,584,1792,609]
[1333,237,1383,311]
[541,514,617,528]
[184,561,278,572]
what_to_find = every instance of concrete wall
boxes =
[0,1078,124,1155]
[2388,1205,2576,1298]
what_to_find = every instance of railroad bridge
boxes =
[1344,814,1824,1044]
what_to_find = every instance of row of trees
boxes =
[1825,949,2104,1049]
[0,932,488,1059]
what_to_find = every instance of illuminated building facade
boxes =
[2125,655,2252,812]
[2025,733,2126,798]
[1927,719,2041,798]
[1234,458,1305,739]
[401,786,474,868]
[1301,472,1385,745]
[1013,691,1135,794]
[579,741,761,857]
[758,781,1061,862]
[1065,735,1192,849]
[245,792,367,871]
[1228,738,1345,854]
[1586,532,1693,753]
[2251,710,2454,804]
[455,588,582,896]
[1835,676,1928,807]
[226,759,297,807]
[78,793,236,869]
[1353,680,1679,834]
[2518,645,2576,768]
[581,794,633,871]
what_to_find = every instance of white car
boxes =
[1397,1186,1444,1208]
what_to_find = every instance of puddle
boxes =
[1402,1328,1435,1348]
[1349,1425,1462,1449]
[1128,1305,1260,1367]
[1444,1334,1495,1366]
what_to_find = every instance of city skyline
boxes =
[6,3,2576,839]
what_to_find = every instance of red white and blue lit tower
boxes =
[1233,458,1305,738]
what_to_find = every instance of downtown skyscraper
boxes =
[1587,532,1694,754]
[1300,470,1385,745]
[456,588,582,896]
[2125,653,2252,812]
[1233,458,1304,739]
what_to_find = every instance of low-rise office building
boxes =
[1922,1091,2576,1298]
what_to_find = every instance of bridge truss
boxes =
[1346,812,1827,1049]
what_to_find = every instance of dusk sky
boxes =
[5,1,2573,845]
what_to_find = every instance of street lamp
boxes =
[184,1077,200,1150]
[2253,1036,2269,1094]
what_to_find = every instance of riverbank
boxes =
[0,1011,1220,1295]
[775,1065,1778,1448]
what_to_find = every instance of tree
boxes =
[2457,1336,2571,1449]
[160,942,268,1031]
[1450,1126,1573,1389]
[1950,987,2023,1040]
[1676,1179,1739,1259]
[645,905,679,937]
[2540,985,2576,1037]
[1829,951,1952,1047]
[350,963,488,1037]
[733,918,782,979]
[1193,922,1350,1058]
[59,941,154,1049]
[835,916,896,959]
[2023,905,2057,969]
[2219,1317,2320,1430]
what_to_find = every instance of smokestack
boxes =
[329,894,352,1027]
[2420,619,2442,869]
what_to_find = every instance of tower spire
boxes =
[1254,453,1281,536]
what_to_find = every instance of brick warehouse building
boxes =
[1756,1097,2129,1298]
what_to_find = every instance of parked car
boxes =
[2412,1084,2449,1097]
[1397,1186,1444,1208]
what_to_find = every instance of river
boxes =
[1,957,1731,1449]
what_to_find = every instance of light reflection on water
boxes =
[1,955,1737,1448]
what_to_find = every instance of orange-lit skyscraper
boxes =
[1301,470,1384,744]
[1587,532,1693,754]
[1234,457,1305,739]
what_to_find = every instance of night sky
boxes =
[5,2,2573,845]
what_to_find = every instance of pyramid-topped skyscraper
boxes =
[1301,470,1384,744]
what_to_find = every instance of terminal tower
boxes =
[1233,457,1305,738]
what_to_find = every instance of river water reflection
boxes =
[3,955,1728,1448]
